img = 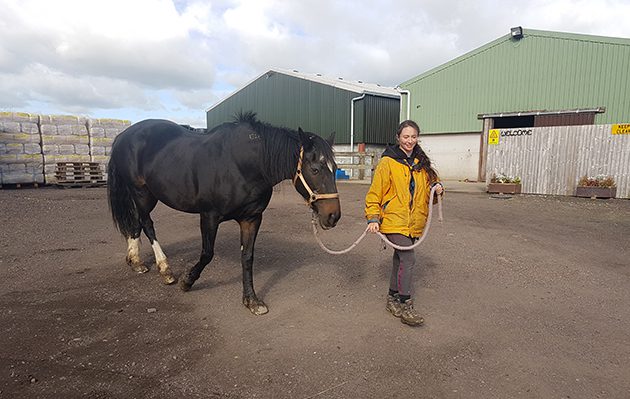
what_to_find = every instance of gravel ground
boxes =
[1,182,629,399]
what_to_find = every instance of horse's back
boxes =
[109,118,267,213]
[113,119,185,151]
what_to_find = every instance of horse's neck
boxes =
[263,133,300,186]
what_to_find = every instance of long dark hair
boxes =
[397,120,439,183]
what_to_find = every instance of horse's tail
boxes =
[107,157,138,238]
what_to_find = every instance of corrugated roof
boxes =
[207,68,400,113]
[400,28,630,86]
[270,68,401,98]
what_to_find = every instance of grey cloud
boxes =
[2,0,629,125]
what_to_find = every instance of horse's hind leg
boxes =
[135,190,176,285]
[126,234,149,274]
[141,214,177,285]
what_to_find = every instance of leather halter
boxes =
[292,146,340,205]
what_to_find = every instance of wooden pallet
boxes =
[0,182,41,189]
[55,162,106,188]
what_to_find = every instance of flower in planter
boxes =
[491,173,521,184]
[577,175,616,188]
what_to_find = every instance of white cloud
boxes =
[1,0,629,126]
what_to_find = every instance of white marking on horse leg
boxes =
[152,240,176,284]
[127,237,141,264]
[126,237,148,273]
[151,240,167,265]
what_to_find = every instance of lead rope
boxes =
[312,185,443,255]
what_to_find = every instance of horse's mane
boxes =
[233,111,334,185]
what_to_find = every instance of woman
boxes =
[364,120,443,326]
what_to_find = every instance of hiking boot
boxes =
[386,294,402,317]
[400,299,424,326]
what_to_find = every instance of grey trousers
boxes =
[386,234,416,296]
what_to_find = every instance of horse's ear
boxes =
[298,127,307,142]
[327,132,336,146]
[298,127,313,149]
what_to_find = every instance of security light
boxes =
[510,26,524,40]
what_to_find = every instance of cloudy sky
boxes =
[1,0,629,127]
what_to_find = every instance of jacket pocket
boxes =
[379,192,396,222]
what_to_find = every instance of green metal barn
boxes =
[206,68,400,151]
[398,27,630,181]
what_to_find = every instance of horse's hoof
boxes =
[250,304,268,315]
[243,298,268,315]
[127,257,149,273]
[179,278,193,292]
[161,274,177,285]
[131,263,149,274]
[126,255,149,273]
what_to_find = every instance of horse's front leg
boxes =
[180,212,219,291]
[239,215,267,315]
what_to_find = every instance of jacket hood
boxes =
[382,144,421,162]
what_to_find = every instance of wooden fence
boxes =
[335,151,378,181]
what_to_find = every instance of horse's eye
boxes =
[310,167,320,175]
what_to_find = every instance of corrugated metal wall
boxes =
[399,29,630,134]
[206,72,355,143]
[486,124,630,198]
[206,72,400,146]
[355,95,400,144]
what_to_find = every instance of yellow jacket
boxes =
[365,146,437,238]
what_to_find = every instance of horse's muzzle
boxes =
[313,198,341,230]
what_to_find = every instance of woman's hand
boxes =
[367,222,380,233]
[435,183,444,195]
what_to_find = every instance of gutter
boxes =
[478,107,605,119]
[350,93,365,151]
[395,87,411,120]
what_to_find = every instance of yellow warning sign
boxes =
[488,129,500,145]
[612,124,630,135]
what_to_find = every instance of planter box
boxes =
[487,182,521,194]
[575,186,616,199]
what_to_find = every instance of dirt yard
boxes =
[1,181,629,399]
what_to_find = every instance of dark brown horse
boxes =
[107,112,340,315]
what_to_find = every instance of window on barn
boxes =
[493,115,534,128]
[492,111,597,129]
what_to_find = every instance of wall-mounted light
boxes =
[510,26,524,40]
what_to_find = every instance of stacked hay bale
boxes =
[0,112,44,186]
[40,115,91,184]
[40,115,131,184]
[0,112,131,186]
[87,118,131,180]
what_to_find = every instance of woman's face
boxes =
[398,126,418,154]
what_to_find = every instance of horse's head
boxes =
[293,128,341,230]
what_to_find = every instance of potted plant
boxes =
[575,175,616,199]
[487,173,522,194]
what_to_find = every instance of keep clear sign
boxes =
[488,129,500,145]
[612,124,630,135]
